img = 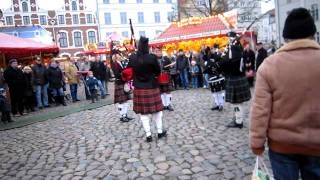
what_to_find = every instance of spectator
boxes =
[250,8,320,180]
[255,42,268,71]
[79,57,91,100]
[243,43,256,87]
[190,59,199,88]
[3,59,26,116]
[90,55,107,99]
[0,87,12,124]
[176,50,189,90]
[201,47,211,88]
[46,60,66,106]
[65,57,80,102]
[22,66,35,112]
[86,71,99,103]
[32,57,49,109]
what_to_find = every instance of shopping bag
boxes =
[252,156,272,180]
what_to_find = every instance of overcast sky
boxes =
[1,0,275,13]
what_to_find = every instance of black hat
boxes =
[138,36,149,54]
[213,44,219,49]
[283,8,317,39]
[226,31,237,38]
[8,59,17,64]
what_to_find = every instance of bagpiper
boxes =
[159,52,174,111]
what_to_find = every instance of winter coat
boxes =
[256,47,268,71]
[112,61,126,85]
[90,61,106,81]
[32,64,47,85]
[243,49,255,71]
[3,66,26,92]
[128,53,161,89]
[190,65,199,76]
[23,72,34,97]
[65,63,79,84]
[46,66,64,89]
[176,55,189,71]
[250,39,320,156]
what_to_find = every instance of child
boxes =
[0,88,13,124]
[22,66,35,112]
[86,71,99,103]
[190,60,199,88]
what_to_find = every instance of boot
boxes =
[158,130,167,139]
[167,105,174,111]
[146,136,153,142]
[120,117,129,122]
[211,106,219,111]
[60,96,67,106]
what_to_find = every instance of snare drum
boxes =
[208,75,225,92]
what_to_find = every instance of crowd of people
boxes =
[0,55,112,124]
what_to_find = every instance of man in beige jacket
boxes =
[65,57,80,102]
[250,8,320,180]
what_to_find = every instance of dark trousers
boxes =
[1,111,11,122]
[269,149,320,180]
[9,89,24,115]
[90,89,98,103]
[24,95,35,111]
[247,77,254,87]
[170,74,179,89]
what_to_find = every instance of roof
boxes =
[150,15,231,46]
[0,33,59,54]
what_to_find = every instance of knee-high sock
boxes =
[152,111,163,134]
[218,92,225,107]
[118,103,126,117]
[234,103,244,124]
[161,94,167,107]
[166,93,172,106]
[212,93,219,106]
[123,102,129,116]
[140,115,152,136]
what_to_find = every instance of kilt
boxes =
[133,88,163,114]
[225,76,251,104]
[209,75,225,93]
[114,83,131,104]
[159,82,174,93]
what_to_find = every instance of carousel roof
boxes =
[150,15,232,46]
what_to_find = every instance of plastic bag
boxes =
[252,156,272,180]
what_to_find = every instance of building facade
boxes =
[260,9,276,45]
[0,0,99,57]
[97,0,177,41]
[275,0,320,46]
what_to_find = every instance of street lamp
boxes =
[50,19,58,46]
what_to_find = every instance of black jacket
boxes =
[0,95,10,112]
[128,53,161,89]
[176,55,189,71]
[46,66,64,89]
[3,67,26,91]
[32,64,47,85]
[217,42,244,77]
[256,48,268,71]
[23,73,34,96]
[112,61,126,85]
[243,49,255,71]
[90,61,106,81]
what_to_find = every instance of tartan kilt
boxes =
[225,76,251,104]
[114,83,131,104]
[159,82,174,93]
[133,88,163,114]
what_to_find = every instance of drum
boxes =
[208,75,225,92]
[158,72,170,84]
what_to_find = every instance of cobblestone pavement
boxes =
[0,88,271,180]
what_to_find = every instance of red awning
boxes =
[0,33,59,54]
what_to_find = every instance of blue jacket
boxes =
[86,77,99,91]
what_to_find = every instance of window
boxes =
[86,14,93,23]
[138,12,144,23]
[153,0,159,3]
[88,31,96,43]
[122,31,129,38]
[72,0,77,11]
[59,32,68,48]
[23,16,30,25]
[167,11,173,22]
[40,15,47,25]
[72,14,79,24]
[5,16,13,25]
[154,12,160,23]
[120,12,127,24]
[311,4,319,21]
[104,13,112,25]
[166,0,172,3]
[22,2,28,12]
[73,32,82,47]
[139,31,145,37]
[103,0,110,4]
[58,15,65,24]
[119,0,125,3]
[137,0,142,3]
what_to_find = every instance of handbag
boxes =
[246,70,255,78]
[121,67,134,81]
[252,156,273,180]
[123,80,134,94]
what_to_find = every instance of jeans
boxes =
[97,80,106,97]
[35,84,49,107]
[51,88,64,97]
[69,84,78,101]
[203,73,209,87]
[179,69,189,89]
[191,76,198,88]
[269,149,320,180]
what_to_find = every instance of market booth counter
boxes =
[0,33,59,67]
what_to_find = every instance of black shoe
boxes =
[226,120,243,129]
[158,130,167,139]
[39,106,43,110]
[167,105,174,111]
[76,99,81,102]
[146,136,153,142]
[211,106,219,111]
[44,105,50,108]
[218,106,223,111]
[120,117,129,122]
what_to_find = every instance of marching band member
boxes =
[159,52,174,111]
[216,31,251,128]
[128,37,167,142]
[111,52,133,123]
